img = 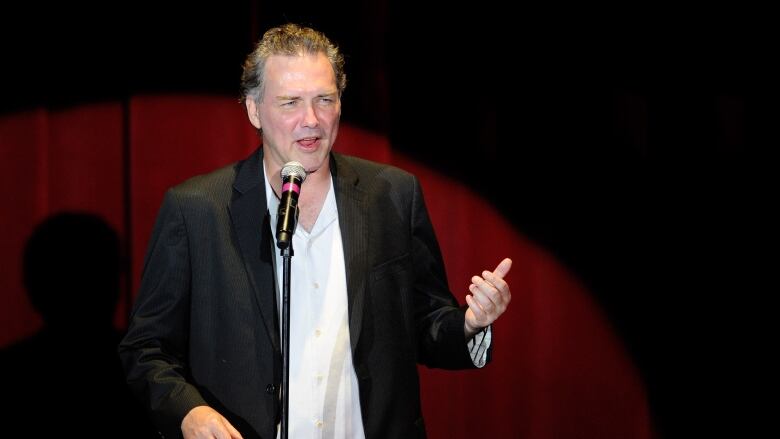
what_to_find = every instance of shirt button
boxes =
[316,374,323,383]
[313,282,319,289]
[315,329,322,337]
[315,420,323,428]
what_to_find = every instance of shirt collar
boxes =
[263,161,338,239]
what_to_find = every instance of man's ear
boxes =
[245,98,261,130]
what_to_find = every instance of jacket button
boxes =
[266,384,276,395]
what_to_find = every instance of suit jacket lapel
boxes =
[229,148,280,352]
[332,154,369,352]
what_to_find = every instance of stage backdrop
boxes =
[0,96,651,438]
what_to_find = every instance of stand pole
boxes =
[280,244,292,439]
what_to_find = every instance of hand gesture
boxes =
[464,258,512,337]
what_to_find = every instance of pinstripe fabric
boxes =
[331,155,368,354]
[120,148,487,439]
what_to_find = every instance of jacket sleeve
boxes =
[409,176,491,370]
[118,189,207,439]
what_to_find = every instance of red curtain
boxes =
[0,96,652,438]
[0,103,125,336]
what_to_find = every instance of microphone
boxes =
[276,161,307,249]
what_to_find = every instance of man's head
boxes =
[241,24,346,104]
[242,24,347,175]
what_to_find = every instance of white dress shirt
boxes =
[265,168,365,439]
[264,165,491,438]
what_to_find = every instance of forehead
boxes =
[264,53,336,92]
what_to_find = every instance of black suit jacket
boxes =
[119,148,486,439]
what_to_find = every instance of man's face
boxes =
[246,52,341,175]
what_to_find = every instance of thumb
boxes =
[493,258,512,278]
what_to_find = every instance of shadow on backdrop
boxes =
[0,212,157,438]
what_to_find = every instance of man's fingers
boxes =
[465,258,513,331]
[493,258,512,278]
[223,419,243,439]
[465,294,485,320]
[469,281,495,314]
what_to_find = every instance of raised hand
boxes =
[464,258,512,337]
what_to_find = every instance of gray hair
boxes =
[240,23,347,104]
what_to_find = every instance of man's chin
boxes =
[300,154,331,175]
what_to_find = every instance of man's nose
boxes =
[301,102,319,128]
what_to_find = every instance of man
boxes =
[119,23,512,439]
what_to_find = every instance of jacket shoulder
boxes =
[163,160,245,213]
[335,153,416,186]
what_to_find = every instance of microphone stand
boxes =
[280,242,292,439]
[275,162,305,439]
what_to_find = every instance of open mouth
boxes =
[297,137,320,148]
